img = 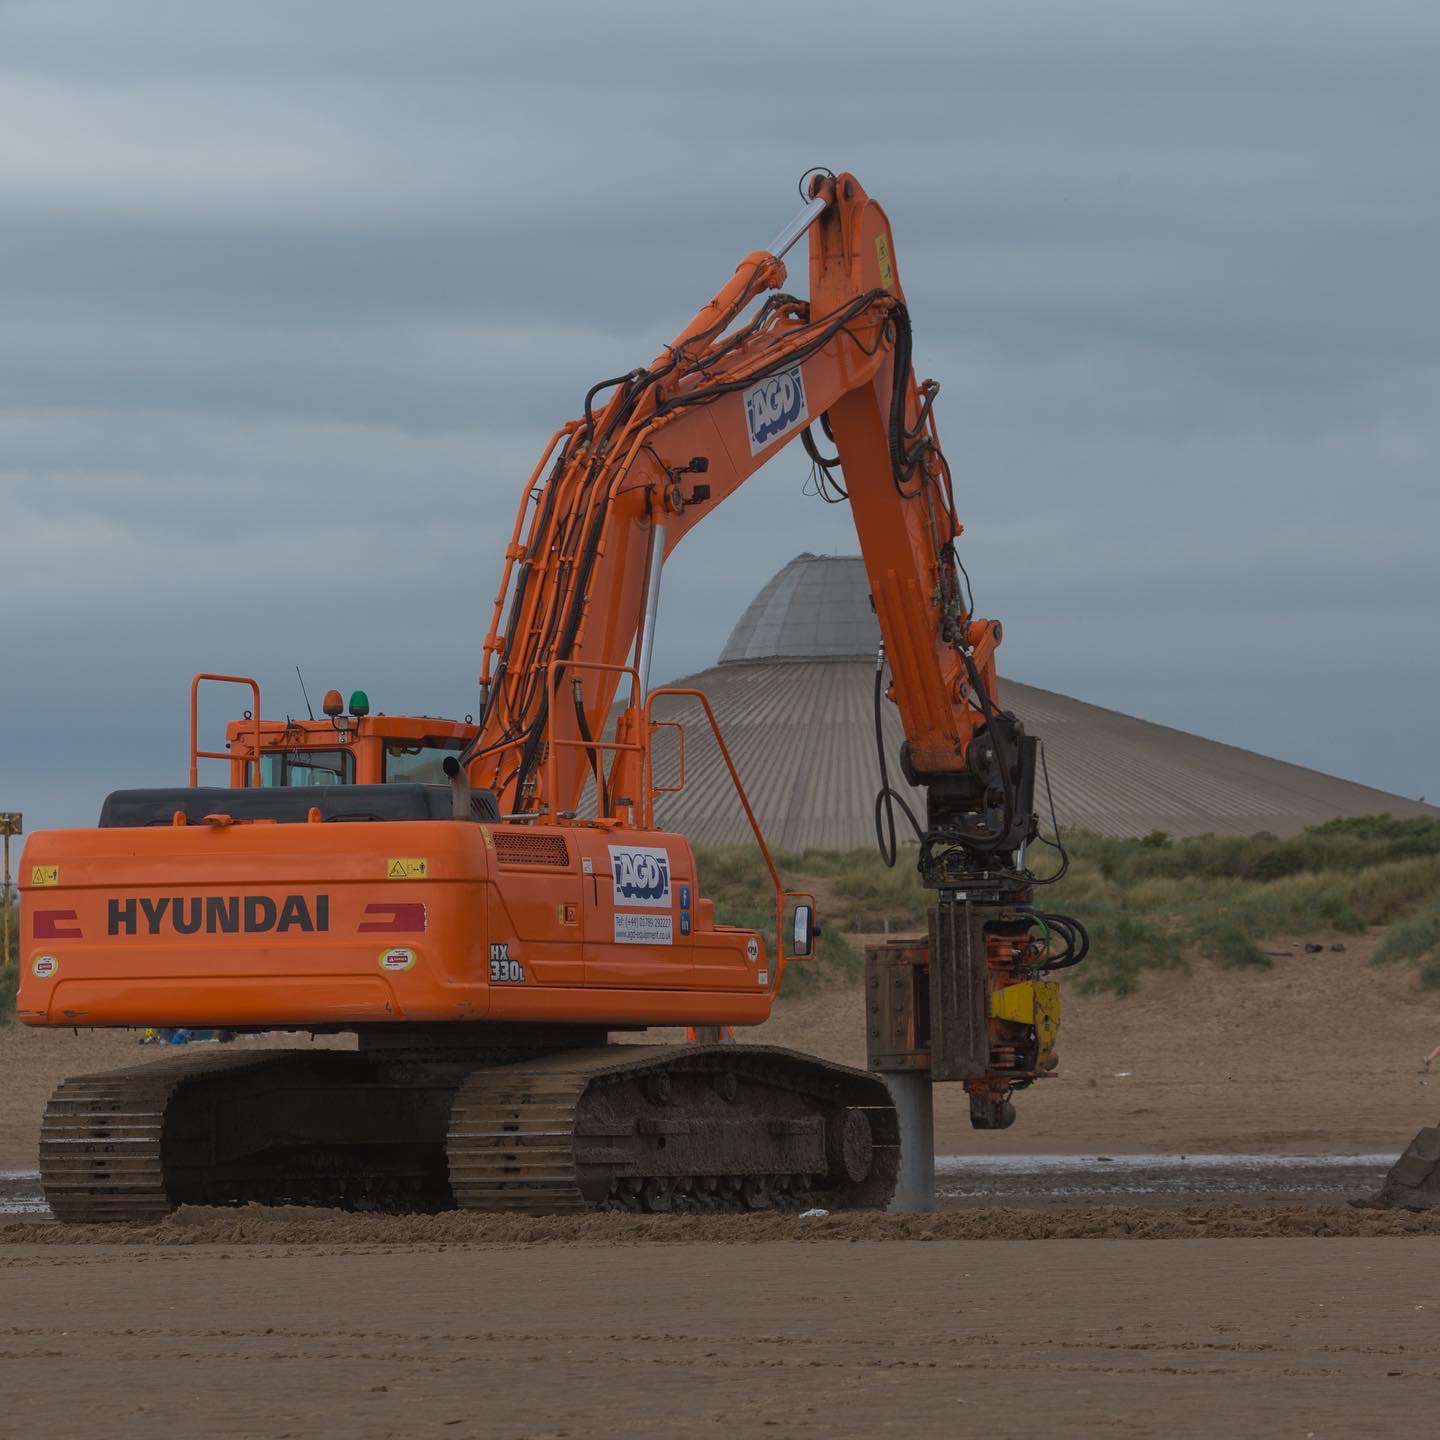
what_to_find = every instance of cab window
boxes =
[251,750,355,786]
[384,740,466,785]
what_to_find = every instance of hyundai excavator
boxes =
[17,171,1084,1221]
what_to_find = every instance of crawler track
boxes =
[40,1049,298,1224]
[39,1043,900,1222]
[449,1045,900,1214]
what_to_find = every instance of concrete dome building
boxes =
[644,554,1435,851]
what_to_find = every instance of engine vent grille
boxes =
[492,831,571,868]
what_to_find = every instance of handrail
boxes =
[190,674,261,788]
[644,686,799,989]
[644,719,686,807]
[543,659,643,823]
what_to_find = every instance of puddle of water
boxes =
[0,1171,46,1216]
[936,1152,1395,1174]
[934,1152,1394,1202]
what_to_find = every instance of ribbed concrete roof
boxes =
[719,553,878,663]
[642,555,1436,849]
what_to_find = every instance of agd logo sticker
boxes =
[743,366,807,454]
[608,845,671,908]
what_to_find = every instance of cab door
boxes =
[579,832,695,989]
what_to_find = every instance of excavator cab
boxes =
[190,674,478,791]
[235,723,475,789]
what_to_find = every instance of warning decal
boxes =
[387,858,429,880]
[875,234,894,289]
[31,865,59,887]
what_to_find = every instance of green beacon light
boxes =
[348,689,370,718]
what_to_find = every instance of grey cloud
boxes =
[2,0,1437,834]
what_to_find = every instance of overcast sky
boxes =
[3,0,1438,834]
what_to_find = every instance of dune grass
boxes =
[1374,900,1440,986]
[699,814,1440,996]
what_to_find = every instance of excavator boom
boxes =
[472,173,1024,873]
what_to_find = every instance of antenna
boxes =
[295,666,316,721]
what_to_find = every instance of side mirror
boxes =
[791,903,816,958]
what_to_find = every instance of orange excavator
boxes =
[17,171,1084,1220]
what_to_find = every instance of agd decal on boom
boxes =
[744,366,808,453]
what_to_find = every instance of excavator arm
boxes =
[470,172,1035,885]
